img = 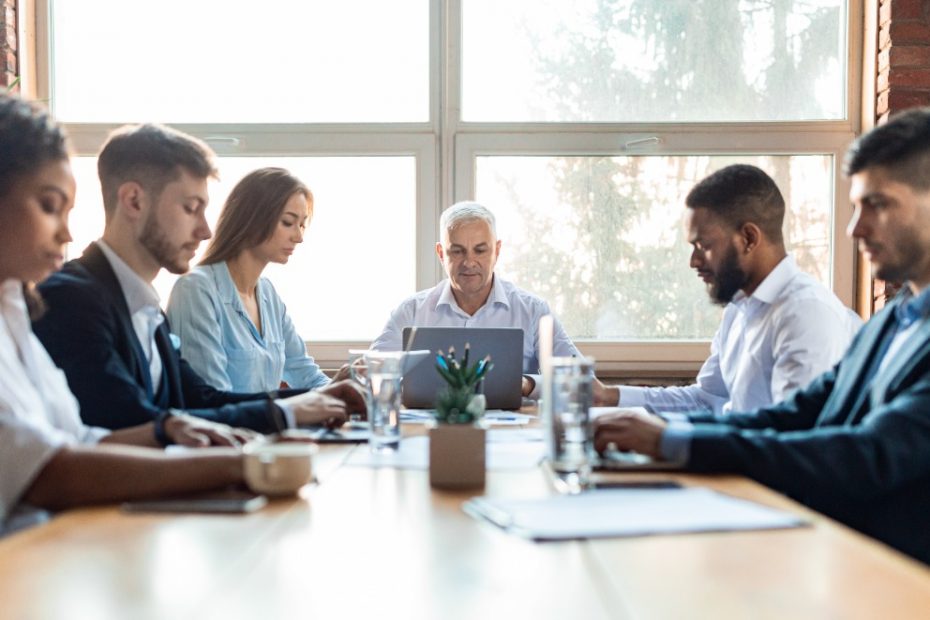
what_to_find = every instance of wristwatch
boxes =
[153,409,179,446]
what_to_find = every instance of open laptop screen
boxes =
[401,327,524,410]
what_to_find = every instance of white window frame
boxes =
[446,0,862,374]
[25,0,862,374]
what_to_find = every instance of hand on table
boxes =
[166,414,258,447]
[593,409,668,459]
[331,363,351,383]
[281,390,349,429]
[318,380,367,418]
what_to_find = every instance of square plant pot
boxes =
[429,423,486,490]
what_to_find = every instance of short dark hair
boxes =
[0,94,69,201]
[200,167,312,265]
[685,164,785,243]
[843,107,930,190]
[97,123,218,219]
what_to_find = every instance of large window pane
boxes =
[50,0,429,123]
[476,155,833,340]
[463,0,847,122]
[67,156,417,341]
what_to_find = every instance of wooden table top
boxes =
[2,430,930,620]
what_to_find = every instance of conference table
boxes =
[3,424,930,620]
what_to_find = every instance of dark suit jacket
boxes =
[684,295,930,564]
[33,243,301,434]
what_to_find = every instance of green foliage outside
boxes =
[486,0,842,340]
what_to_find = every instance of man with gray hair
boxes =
[371,201,614,403]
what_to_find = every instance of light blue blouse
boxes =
[166,262,329,393]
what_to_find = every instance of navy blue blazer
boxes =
[684,295,930,564]
[34,243,300,434]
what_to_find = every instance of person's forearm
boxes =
[99,423,160,447]
[24,444,243,510]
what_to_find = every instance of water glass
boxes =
[347,350,373,423]
[362,351,404,452]
[546,356,595,487]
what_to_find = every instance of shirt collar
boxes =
[208,261,271,306]
[731,255,799,306]
[894,284,930,329]
[435,275,510,314]
[96,240,161,315]
[0,279,25,316]
[208,261,239,304]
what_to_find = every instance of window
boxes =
[67,156,417,341]
[50,0,429,123]
[44,0,436,356]
[478,154,833,340]
[37,0,859,369]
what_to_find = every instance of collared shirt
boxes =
[97,240,164,389]
[166,262,329,393]
[0,279,108,532]
[661,281,930,464]
[370,276,581,396]
[623,256,862,415]
[877,285,930,376]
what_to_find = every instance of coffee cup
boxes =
[243,442,317,496]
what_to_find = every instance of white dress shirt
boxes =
[0,279,109,532]
[621,256,862,414]
[370,276,581,396]
[97,240,164,389]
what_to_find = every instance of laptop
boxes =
[401,327,524,410]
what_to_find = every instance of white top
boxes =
[620,256,862,414]
[97,240,164,389]
[0,279,108,531]
[370,276,581,396]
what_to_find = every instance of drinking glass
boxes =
[546,356,595,490]
[361,351,404,452]
[348,349,372,423]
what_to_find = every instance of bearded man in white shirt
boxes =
[370,201,615,404]
[602,164,862,414]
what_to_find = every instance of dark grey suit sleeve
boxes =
[686,376,930,504]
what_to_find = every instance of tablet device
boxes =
[121,489,268,514]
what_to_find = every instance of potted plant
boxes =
[429,346,492,490]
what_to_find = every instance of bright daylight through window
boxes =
[44,0,853,354]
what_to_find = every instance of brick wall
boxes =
[0,0,15,90]
[870,0,930,310]
[877,0,930,122]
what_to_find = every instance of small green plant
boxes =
[434,345,492,424]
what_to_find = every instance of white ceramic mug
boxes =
[243,442,317,496]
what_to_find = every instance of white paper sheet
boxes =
[487,428,543,443]
[346,435,544,470]
[463,488,807,540]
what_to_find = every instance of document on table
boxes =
[400,410,537,426]
[463,488,807,540]
[346,435,544,470]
